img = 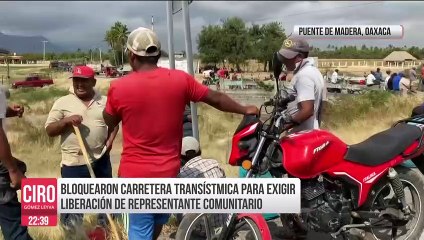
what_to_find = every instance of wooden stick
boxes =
[73,125,121,240]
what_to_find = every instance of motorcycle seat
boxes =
[344,124,422,166]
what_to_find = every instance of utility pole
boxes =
[182,1,199,141]
[151,16,154,31]
[166,1,175,69]
[42,40,48,61]
[99,48,102,63]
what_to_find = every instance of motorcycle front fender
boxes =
[237,213,272,240]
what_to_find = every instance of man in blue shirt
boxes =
[393,72,404,91]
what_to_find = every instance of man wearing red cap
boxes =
[45,66,119,238]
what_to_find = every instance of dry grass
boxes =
[1,66,424,239]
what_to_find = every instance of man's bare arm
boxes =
[0,119,17,172]
[46,119,69,137]
[6,106,17,118]
[106,125,119,149]
[103,110,121,130]
[46,115,83,137]
[292,100,314,123]
[202,90,258,115]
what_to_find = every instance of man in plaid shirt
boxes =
[178,136,226,237]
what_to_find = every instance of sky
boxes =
[0,1,423,52]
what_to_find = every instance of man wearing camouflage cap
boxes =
[103,27,258,240]
[274,37,325,132]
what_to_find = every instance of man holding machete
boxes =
[45,66,119,238]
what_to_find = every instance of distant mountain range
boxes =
[0,32,65,54]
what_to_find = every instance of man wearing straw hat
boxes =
[45,66,119,238]
[103,27,258,240]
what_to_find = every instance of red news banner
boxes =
[21,178,58,226]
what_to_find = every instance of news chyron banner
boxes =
[292,25,403,39]
[21,178,300,227]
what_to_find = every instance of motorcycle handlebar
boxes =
[264,94,296,107]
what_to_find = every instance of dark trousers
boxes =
[60,153,112,229]
[0,166,32,240]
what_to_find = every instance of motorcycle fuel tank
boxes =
[281,129,348,179]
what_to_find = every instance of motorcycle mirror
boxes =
[272,52,282,96]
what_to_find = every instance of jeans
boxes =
[59,153,113,232]
[0,162,32,240]
[126,213,170,240]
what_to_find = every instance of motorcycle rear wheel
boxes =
[361,166,424,240]
[175,213,263,240]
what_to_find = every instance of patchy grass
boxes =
[10,87,68,104]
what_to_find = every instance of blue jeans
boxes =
[60,153,113,229]
[126,213,170,240]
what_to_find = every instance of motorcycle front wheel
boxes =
[361,166,424,240]
[175,213,263,240]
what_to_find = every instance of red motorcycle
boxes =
[177,85,424,240]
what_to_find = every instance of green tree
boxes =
[104,21,129,66]
[105,29,118,65]
[250,22,286,71]
[197,25,224,65]
[220,17,250,71]
[112,22,130,66]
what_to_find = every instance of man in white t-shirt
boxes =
[384,70,392,90]
[366,71,377,86]
[331,69,339,84]
[399,76,411,96]
[276,37,324,133]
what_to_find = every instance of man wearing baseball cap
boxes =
[271,37,325,238]
[273,37,325,132]
[45,66,119,238]
[103,27,258,240]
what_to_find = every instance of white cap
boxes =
[126,27,161,57]
[181,137,200,156]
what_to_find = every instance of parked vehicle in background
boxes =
[50,61,72,72]
[12,73,54,89]
[105,66,120,77]
[345,76,366,85]
[117,65,132,76]
[86,64,102,75]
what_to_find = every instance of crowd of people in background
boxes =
[328,64,424,96]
